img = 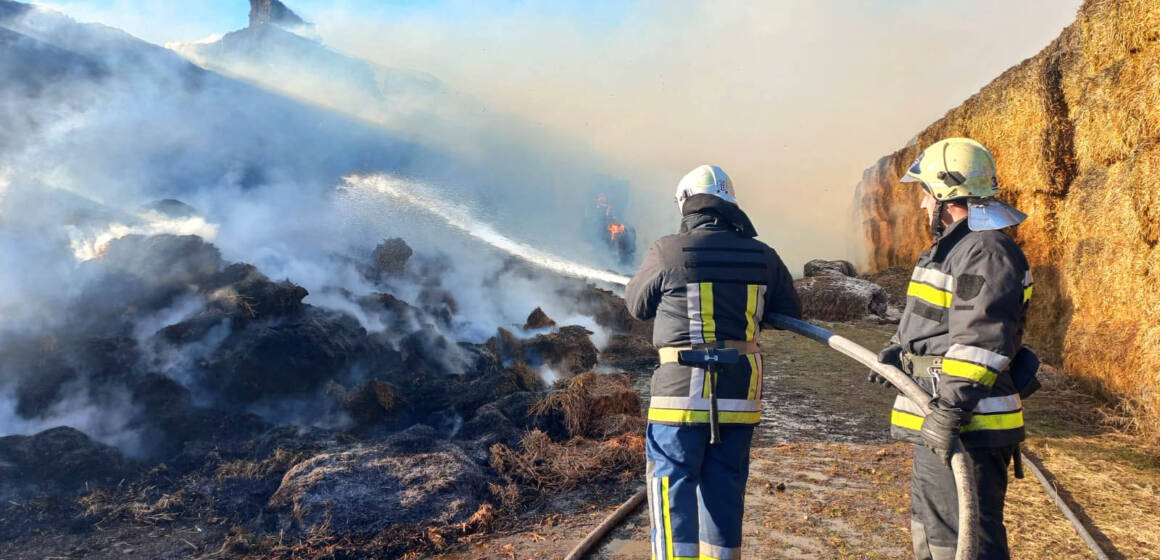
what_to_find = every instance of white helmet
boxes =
[675,164,735,212]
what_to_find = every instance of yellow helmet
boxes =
[904,137,1028,231]
[901,137,999,201]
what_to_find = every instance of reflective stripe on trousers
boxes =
[646,423,752,559]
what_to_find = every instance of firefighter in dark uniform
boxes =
[872,138,1036,560]
[626,164,800,560]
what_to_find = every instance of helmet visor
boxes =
[967,198,1027,231]
[900,154,923,183]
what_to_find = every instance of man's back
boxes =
[624,167,800,560]
[626,212,798,349]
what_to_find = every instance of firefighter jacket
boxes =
[890,218,1033,448]
[625,194,801,426]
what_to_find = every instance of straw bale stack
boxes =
[854,0,1160,440]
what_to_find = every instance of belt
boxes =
[658,340,760,364]
[901,353,943,377]
[902,352,1011,378]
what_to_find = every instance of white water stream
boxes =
[342,173,632,286]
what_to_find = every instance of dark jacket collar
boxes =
[937,217,969,242]
[930,217,970,260]
[678,194,758,238]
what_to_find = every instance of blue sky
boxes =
[40,0,634,44]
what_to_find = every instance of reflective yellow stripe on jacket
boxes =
[891,409,1024,432]
[908,267,955,308]
[890,392,1024,436]
[647,409,761,424]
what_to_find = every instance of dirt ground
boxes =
[434,323,1160,560]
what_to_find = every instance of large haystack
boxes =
[854,0,1160,439]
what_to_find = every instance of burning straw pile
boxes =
[854,0,1160,442]
[489,373,645,502]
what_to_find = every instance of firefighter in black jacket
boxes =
[873,138,1034,560]
[626,164,800,559]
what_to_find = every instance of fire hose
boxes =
[565,270,1108,559]
[764,314,980,560]
[563,306,979,560]
[567,268,978,558]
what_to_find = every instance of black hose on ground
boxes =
[1019,449,1113,560]
[563,488,647,560]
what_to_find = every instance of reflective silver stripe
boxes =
[686,282,704,345]
[698,541,742,560]
[673,542,700,557]
[945,344,1009,371]
[892,393,1022,416]
[650,474,664,560]
[753,285,768,336]
[649,396,761,412]
[974,393,1023,414]
[1024,269,1033,285]
[911,266,955,291]
[689,367,706,398]
[893,394,924,416]
[751,352,760,396]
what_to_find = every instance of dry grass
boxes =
[78,485,187,525]
[229,502,502,560]
[490,372,645,499]
[856,0,1160,441]
[1020,368,1160,558]
[490,430,643,496]
[213,448,306,482]
[327,379,400,422]
[1071,45,1160,167]
[507,362,545,392]
[531,372,641,439]
[1077,0,1160,74]
[1022,438,1160,558]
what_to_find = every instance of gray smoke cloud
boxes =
[0,3,624,453]
[1,0,1084,454]
[34,1,1086,269]
[303,0,1084,269]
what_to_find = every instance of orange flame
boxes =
[608,222,626,241]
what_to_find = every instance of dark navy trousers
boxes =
[646,423,754,560]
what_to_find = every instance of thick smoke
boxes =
[0,3,627,455]
[2,1,1084,457]
[305,0,1084,268]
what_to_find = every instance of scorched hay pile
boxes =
[0,234,655,557]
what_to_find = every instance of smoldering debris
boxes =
[268,425,490,537]
[523,307,556,330]
[0,227,658,557]
[795,259,891,322]
[490,373,645,498]
[0,1,662,555]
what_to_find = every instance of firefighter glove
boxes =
[920,400,970,467]
[868,344,904,388]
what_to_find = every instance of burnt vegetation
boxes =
[0,234,657,558]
